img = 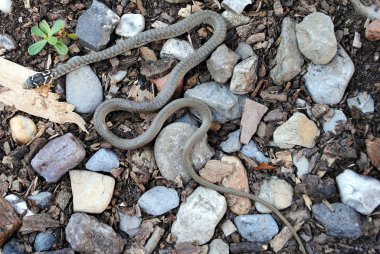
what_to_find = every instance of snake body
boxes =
[23,10,306,254]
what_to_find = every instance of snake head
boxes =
[23,70,53,89]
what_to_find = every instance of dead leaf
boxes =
[254,162,276,171]
[0,58,87,132]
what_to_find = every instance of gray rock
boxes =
[270,17,304,85]
[115,13,145,37]
[171,187,227,244]
[0,0,12,14]
[175,113,199,127]
[184,82,243,123]
[336,169,380,215]
[304,45,354,105]
[347,92,375,114]
[66,65,103,113]
[220,129,242,153]
[240,141,269,163]
[160,38,195,61]
[75,0,120,51]
[27,191,52,209]
[230,55,258,94]
[221,0,251,14]
[31,133,85,183]
[36,248,74,254]
[296,12,337,64]
[235,42,254,60]
[34,232,56,252]
[207,44,239,83]
[0,34,17,51]
[118,212,142,237]
[222,10,251,28]
[154,123,214,183]
[293,155,310,177]
[234,214,279,242]
[209,239,229,254]
[3,238,24,254]
[5,194,33,216]
[312,203,363,239]
[323,109,347,133]
[140,58,177,80]
[138,186,179,216]
[85,148,119,173]
[66,213,124,254]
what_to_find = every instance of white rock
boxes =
[220,129,242,153]
[222,10,251,27]
[293,155,310,177]
[0,34,17,52]
[10,115,37,144]
[207,44,239,83]
[115,14,145,37]
[240,141,270,163]
[296,12,337,64]
[85,148,119,173]
[137,186,179,215]
[235,42,254,60]
[230,55,258,94]
[336,169,380,215]
[303,45,354,105]
[209,239,229,254]
[70,170,115,214]
[5,194,34,216]
[323,109,347,133]
[273,112,320,148]
[160,38,195,61]
[220,219,237,236]
[171,186,227,244]
[255,176,294,213]
[0,0,12,13]
[221,0,251,14]
[347,92,375,114]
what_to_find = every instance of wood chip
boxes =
[19,214,60,234]
[144,226,165,254]
[0,197,21,246]
[139,47,157,61]
[240,99,268,144]
[270,219,304,252]
[366,136,380,170]
[199,160,235,183]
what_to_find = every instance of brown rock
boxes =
[366,136,380,170]
[139,47,157,61]
[19,214,60,234]
[0,197,21,247]
[221,156,252,215]
[151,73,183,98]
[240,99,268,144]
[199,160,235,183]
[140,58,177,79]
[365,20,380,41]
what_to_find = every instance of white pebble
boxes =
[10,115,37,144]
[160,38,195,61]
[116,14,145,37]
[0,0,13,14]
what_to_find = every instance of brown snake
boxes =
[24,10,306,254]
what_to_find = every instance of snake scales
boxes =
[23,10,306,254]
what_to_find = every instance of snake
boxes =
[23,10,306,254]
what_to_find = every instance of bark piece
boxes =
[19,214,60,234]
[0,197,21,247]
[199,160,235,183]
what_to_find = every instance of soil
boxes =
[0,0,379,253]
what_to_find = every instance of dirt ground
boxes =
[0,0,379,253]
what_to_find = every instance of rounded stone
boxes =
[234,214,279,242]
[160,38,195,61]
[10,115,37,145]
[85,148,119,173]
[34,232,56,252]
[137,186,179,215]
[116,13,145,37]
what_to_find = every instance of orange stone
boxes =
[365,20,380,41]
[150,73,183,99]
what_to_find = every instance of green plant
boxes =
[28,20,78,56]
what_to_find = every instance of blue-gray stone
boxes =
[312,202,363,239]
[137,186,179,216]
[176,113,199,127]
[235,42,254,60]
[3,238,24,254]
[75,0,120,51]
[234,214,279,242]
[323,109,347,133]
[184,82,243,123]
[240,141,270,163]
[37,248,74,254]
[27,191,52,209]
[66,65,103,113]
[118,212,142,237]
[347,92,375,114]
[34,232,56,252]
[220,129,242,153]
[85,148,119,173]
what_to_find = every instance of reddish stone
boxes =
[151,73,184,99]
[365,20,380,41]
[366,137,380,170]
[0,197,21,247]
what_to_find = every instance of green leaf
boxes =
[47,36,58,45]
[39,20,50,34]
[31,26,46,38]
[53,40,68,55]
[67,33,79,40]
[49,20,65,36]
[27,40,47,56]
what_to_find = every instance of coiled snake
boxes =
[23,10,306,254]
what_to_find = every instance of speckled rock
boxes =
[66,65,103,113]
[234,214,279,242]
[138,186,179,215]
[2,238,24,254]
[154,123,214,183]
[118,212,141,237]
[220,129,242,153]
[323,109,347,133]
[230,55,258,94]
[296,12,337,64]
[222,10,251,27]
[207,44,239,83]
[27,191,52,209]
[209,239,229,254]
[115,13,145,37]
[66,213,124,254]
[221,0,251,14]
[171,187,227,244]
[34,232,56,252]
[365,20,380,41]
[85,148,119,173]
[75,0,120,51]
[160,38,195,61]
[0,34,17,54]
[31,133,85,183]
[347,92,375,114]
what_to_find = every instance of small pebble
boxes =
[234,214,279,242]
[221,219,237,236]
[2,238,24,254]
[5,194,33,216]
[293,155,310,177]
[221,0,251,14]
[240,141,270,163]
[10,115,37,144]
[85,148,119,173]
[118,212,142,237]
[235,42,254,60]
[230,55,258,94]
[0,0,12,14]
[220,129,242,153]
[209,239,229,254]
[222,10,251,27]
[0,34,17,53]
[111,70,128,85]
[34,232,56,252]
[365,20,380,41]
[116,13,145,37]
[207,44,239,83]
[323,109,347,133]
[160,39,195,61]
[138,186,179,216]
[27,191,52,209]
[347,92,375,114]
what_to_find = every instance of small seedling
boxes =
[28,20,78,56]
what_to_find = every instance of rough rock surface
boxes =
[230,55,258,94]
[137,186,179,215]
[234,214,279,242]
[207,44,239,83]
[115,13,145,37]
